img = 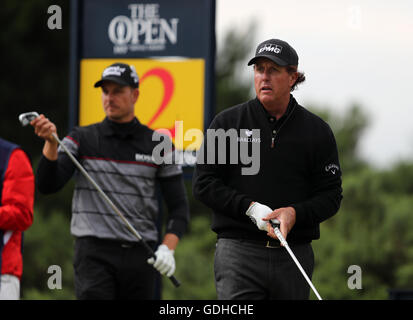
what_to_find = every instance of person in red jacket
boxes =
[0,138,34,300]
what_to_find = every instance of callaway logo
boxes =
[103,66,126,77]
[258,44,283,54]
[325,163,340,175]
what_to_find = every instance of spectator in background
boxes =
[0,137,34,300]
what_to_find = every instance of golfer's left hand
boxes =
[147,244,176,277]
[263,206,296,242]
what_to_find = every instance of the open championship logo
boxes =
[108,3,179,54]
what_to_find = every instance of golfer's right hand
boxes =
[147,244,176,277]
[30,114,57,142]
[30,114,59,160]
[246,202,273,232]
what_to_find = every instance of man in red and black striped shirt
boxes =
[32,63,189,299]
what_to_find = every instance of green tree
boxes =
[310,109,413,300]
[21,206,75,300]
[0,0,70,159]
[0,0,74,300]
[215,21,257,114]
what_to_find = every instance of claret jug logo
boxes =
[108,3,179,54]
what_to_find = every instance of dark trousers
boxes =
[73,237,156,300]
[214,238,314,300]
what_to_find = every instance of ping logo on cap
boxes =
[258,44,283,54]
[94,63,140,88]
[102,66,126,77]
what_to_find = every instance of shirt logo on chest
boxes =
[135,153,156,163]
[325,163,340,175]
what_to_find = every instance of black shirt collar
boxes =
[256,94,296,126]
[101,117,142,138]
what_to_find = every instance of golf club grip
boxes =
[142,241,181,288]
[169,275,181,287]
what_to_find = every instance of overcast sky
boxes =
[216,0,413,168]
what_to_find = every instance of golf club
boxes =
[19,111,181,288]
[270,219,323,300]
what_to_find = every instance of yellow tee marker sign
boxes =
[78,58,205,150]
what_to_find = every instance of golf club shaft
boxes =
[273,227,322,300]
[52,133,181,288]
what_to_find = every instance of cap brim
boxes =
[247,55,289,66]
[94,76,131,88]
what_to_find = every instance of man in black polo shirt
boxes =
[32,62,190,299]
[193,39,342,299]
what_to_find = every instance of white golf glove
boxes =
[246,202,273,231]
[147,244,176,277]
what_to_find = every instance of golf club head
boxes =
[19,112,39,126]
